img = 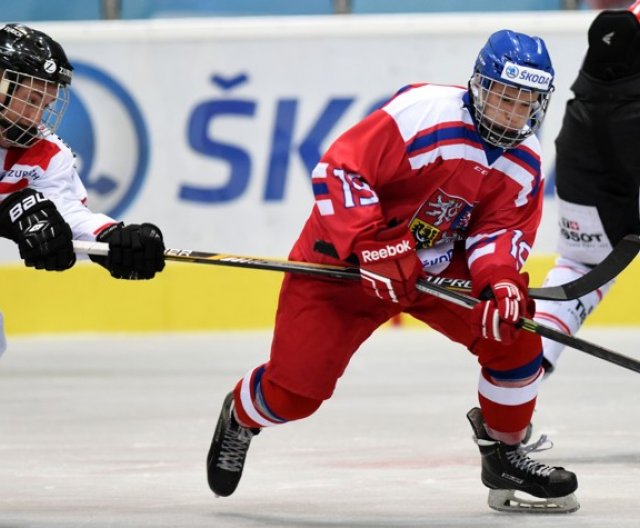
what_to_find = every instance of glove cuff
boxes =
[95,222,123,242]
[472,265,528,298]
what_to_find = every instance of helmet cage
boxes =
[470,72,552,149]
[0,68,69,147]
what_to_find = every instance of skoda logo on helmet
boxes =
[500,61,552,91]
[43,59,57,74]
[504,64,519,79]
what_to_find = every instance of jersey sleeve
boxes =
[310,109,409,259]
[29,141,115,241]
[465,147,544,289]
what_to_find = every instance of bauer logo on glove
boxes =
[7,190,47,223]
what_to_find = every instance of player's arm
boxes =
[466,176,543,343]
[35,147,165,280]
[312,110,423,303]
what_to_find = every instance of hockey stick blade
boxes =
[528,234,640,301]
[415,280,640,374]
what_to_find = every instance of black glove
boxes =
[0,188,75,271]
[91,222,165,280]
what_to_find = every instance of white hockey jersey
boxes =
[0,134,115,241]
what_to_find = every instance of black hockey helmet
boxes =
[0,23,72,86]
[0,23,72,147]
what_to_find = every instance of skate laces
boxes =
[518,434,553,455]
[216,420,255,472]
[506,448,555,478]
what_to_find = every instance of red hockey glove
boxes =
[470,267,534,344]
[354,225,423,304]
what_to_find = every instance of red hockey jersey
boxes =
[293,83,544,284]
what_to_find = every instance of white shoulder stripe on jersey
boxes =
[383,85,467,141]
[409,142,487,170]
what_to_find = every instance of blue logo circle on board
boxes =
[57,62,150,218]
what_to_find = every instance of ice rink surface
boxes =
[1,328,639,528]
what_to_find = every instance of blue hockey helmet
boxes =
[469,29,555,149]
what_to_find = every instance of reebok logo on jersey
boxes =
[360,240,411,262]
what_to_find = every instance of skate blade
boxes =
[487,489,580,514]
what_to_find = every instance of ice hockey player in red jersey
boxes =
[207,29,579,513]
[0,24,165,356]
[535,1,640,376]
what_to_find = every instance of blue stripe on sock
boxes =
[486,353,543,381]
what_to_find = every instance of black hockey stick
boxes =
[73,239,640,372]
[528,234,640,300]
[73,234,639,301]
[414,280,640,375]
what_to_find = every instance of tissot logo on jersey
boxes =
[560,228,604,243]
[560,216,604,243]
[501,61,552,90]
[360,240,411,262]
[561,218,580,230]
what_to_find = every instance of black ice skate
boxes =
[207,392,260,497]
[467,407,579,513]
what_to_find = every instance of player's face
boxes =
[0,75,59,148]
[482,82,538,133]
[3,78,57,127]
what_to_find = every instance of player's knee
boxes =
[483,350,543,388]
[258,376,323,421]
[232,365,323,428]
[475,330,542,373]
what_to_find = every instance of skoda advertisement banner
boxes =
[0,16,591,263]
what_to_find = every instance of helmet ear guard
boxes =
[470,29,555,149]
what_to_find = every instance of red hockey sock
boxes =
[233,364,323,428]
[477,367,543,444]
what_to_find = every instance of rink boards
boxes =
[0,13,637,336]
[2,254,639,335]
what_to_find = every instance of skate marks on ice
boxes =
[0,329,639,527]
